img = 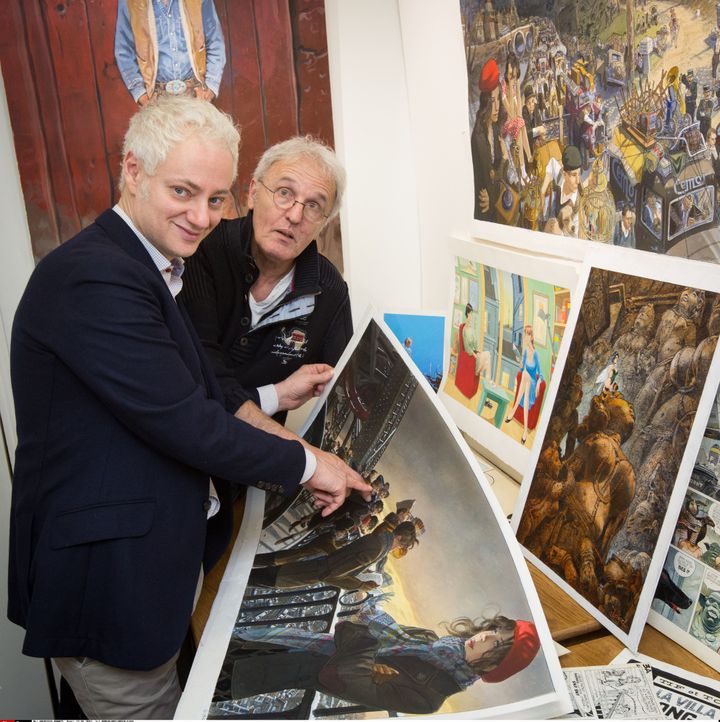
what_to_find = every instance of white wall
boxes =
[396,0,476,310]
[326,0,496,320]
[0,66,52,719]
[325,0,424,319]
[0,68,34,463]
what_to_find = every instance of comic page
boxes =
[613,649,720,717]
[648,382,720,672]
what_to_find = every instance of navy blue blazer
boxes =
[8,209,306,670]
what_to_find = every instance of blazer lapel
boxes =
[95,209,217,397]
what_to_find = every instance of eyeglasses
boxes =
[258,180,328,223]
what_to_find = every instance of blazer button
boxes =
[244,273,254,283]
[240,338,248,346]
[240,317,250,326]
[202,499,212,512]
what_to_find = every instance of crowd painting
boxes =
[461,0,720,262]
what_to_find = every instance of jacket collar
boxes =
[96,208,163,277]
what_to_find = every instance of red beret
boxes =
[479,59,500,93]
[481,620,540,683]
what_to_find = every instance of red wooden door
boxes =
[0,0,339,267]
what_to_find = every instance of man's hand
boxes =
[234,399,371,514]
[371,664,400,684]
[304,448,372,516]
[478,188,490,213]
[275,364,334,412]
[195,86,216,102]
[137,93,150,106]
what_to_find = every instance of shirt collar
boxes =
[112,204,185,297]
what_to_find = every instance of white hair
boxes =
[119,95,240,190]
[253,136,346,219]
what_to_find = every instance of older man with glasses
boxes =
[182,136,352,428]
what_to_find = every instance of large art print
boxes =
[460,0,720,263]
[512,247,720,650]
[441,237,580,478]
[177,314,570,719]
[649,382,720,672]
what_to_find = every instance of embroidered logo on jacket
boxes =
[272,326,309,362]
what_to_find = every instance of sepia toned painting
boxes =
[179,316,570,719]
[460,0,720,262]
[513,254,720,650]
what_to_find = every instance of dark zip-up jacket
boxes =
[181,212,352,422]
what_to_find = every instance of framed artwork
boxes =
[460,0,720,263]
[383,311,446,392]
[441,236,580,479]
[543,116,562,143]
[512,245,720,651]
[177,313,571,719]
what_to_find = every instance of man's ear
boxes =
[122,151,144,194]
[247,177,257,210]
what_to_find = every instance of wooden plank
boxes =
[291,0,334,144]
[253,0,299,145]
[24,1,83,245]
[561,625,720,681]
[560,631,623,668]
[42,0,112,228]
[0,2,60,258]
[290,0,342,272]
[85,0,138,206]
[638,625,720,680]
[529,562,603,642]
[217,0,265,208]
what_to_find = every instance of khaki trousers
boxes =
[54,652,182,720]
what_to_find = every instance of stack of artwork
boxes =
[176,2,720,715]
[446,0,720,676]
